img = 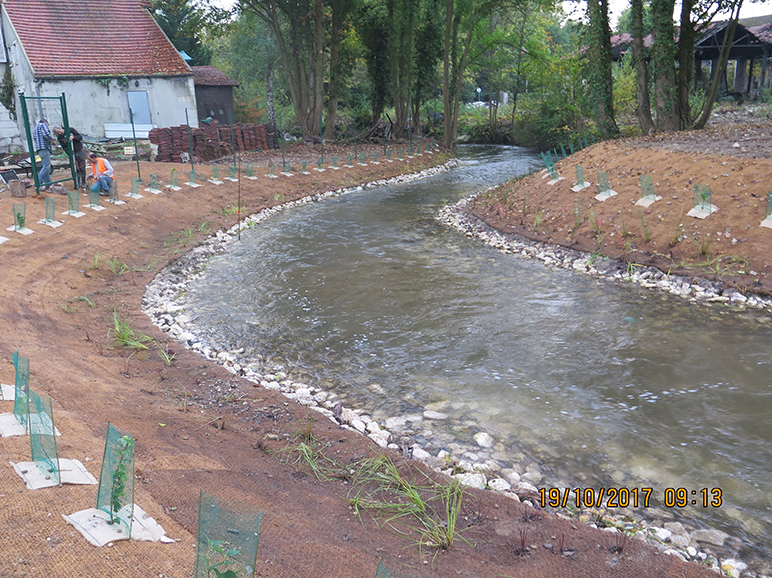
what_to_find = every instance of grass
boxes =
[636,207,651,243]
[220,205,240,215]
[165,227,195,248]
[691,233,713,256]
[197,221,212,234]
[109,310,154,351]
[346,454,471,554]
[89,252,100,270]
[670,208,687,247]
[157,343,176,366]
[105,257,129,276]
[533,211,545,231]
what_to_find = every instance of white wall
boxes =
[33,76,198,136]
[2,6,197,147]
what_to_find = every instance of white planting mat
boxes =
[635,195,662,208]
[0,383,15,400]
[11,459,98,489]
[687,204,719,219]
[63,504,174,547]
[0,413,61,437]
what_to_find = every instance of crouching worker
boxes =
[87,152,114,196]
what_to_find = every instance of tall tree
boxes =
[325,0,359,139]
[630,0,654,133]
[151,0,218,66]
[411,0,443,137]
[441,0,507,150]
[585,0,619,138]
[358,1,391,126]
[693,0,743,129]
[241,0,326,137]
[649,0,679,130]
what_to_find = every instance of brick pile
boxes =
[149,122,278,162]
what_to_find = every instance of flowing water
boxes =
[186,146,772,561]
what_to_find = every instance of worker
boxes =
[87,152,114,196]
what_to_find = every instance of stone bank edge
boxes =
[438,191,765,577]
[142,164,746,578]
[439,193,772,313]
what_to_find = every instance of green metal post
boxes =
[129,107,141,182]
[60,93,78,188]
[353,116,357,160]
[19,95,40,194]
[185,108,194,168]
[320,111,324,165]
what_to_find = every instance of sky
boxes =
[211,0,771,29]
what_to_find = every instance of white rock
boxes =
[521,471,543,484]
[473,432,495,448]
[652,527,672,542]
[369,433,389,448]
[350,418,367,433]
[412,446,431,460]
[686,546,698,558]
[513,481,537,494]
[423,410,448,420]
[692,528,728,547]
[454,472,487,490]
[505,471,521,485]
[488,478,512,492]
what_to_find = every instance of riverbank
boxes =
[0,143,722,578]
[469,134,772,299]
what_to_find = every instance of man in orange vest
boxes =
[87,152,114,196]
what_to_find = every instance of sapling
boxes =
[109,435,134,525]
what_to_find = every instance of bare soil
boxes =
[471,116,772,297]
[0,139,724,578]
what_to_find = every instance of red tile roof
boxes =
[191,66,239,87]
[3,0,191,77]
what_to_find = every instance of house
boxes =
[0,0,198,152]
[695,17,772,96]
[609,15,772,98]
[191,66,239,126]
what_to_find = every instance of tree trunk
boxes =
[324,0,343,140]
[267,60,276,129]
[509,9,528,132]
[650,0,678,131]
[694,2,743,129]
[585,0,619,138]
[631,0,654,134]
[676,0,696,129]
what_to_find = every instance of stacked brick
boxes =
[149,122,278,162]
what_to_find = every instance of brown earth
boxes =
[471,118,772,297]
[0,139,727,578]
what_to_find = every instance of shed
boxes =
[191,66,239,126]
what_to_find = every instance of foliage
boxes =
[109,310,154,351]
[109,435,134,524]
[0,68,16,121]
[204,537,244,578]
[150,0,223,66]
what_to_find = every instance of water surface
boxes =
[186,146,772,560]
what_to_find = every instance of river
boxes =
[185,145,772,562]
